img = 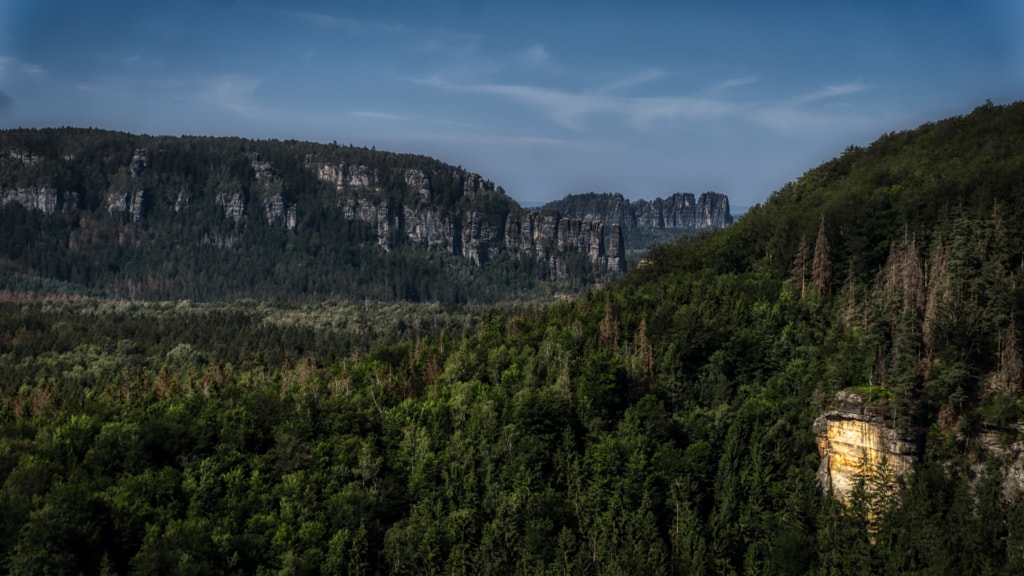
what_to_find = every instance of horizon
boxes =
[1,1,1022,207]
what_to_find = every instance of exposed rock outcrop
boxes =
[216,192,246,225]
[249,152,274,180]
[607,224,626,274]
[130,149,148,178]
[174,190,191,213]
[264,195,297,230]
[107,190,147,222]
[0,187,59,214]
[814,390,919,503]
[404,207,453,250]
[550,191,733,232]
[342,199,390,246]
[973,429,1024,501]
[5,149,40,165]
[308,159,380,190]
[462,173,495,198]
[405,169,431,201]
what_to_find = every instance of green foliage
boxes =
[0,129,584,304]
[4,102,1024,573]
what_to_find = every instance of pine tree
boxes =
[812,214,832,295]
[792,235,809,299]
[993,319,1022,393]
[630,315,655,393]
[599,296,619,351]
[923,235,950,357]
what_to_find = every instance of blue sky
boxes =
[1,0,1022,207]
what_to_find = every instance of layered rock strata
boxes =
[814,390,919,503]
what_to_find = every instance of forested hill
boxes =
[0,129,628,303]
[5,102,1024,574]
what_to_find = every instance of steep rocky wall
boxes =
[334,201,624,278]
[814,390,918,503]
[552,191,733,232]
[0,187,62,214]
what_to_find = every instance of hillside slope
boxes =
[0,129,626,303]
[3,102,1024,574]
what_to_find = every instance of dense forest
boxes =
[0,129,610,304]
[3,101,1024,574]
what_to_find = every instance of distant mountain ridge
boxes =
[542,191,733,231]
[542,191,733,255]
[1,129,734,302]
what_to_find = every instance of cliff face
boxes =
[0,130,628,297]
[547,191,733,232]
[332,198,624,278]
[306,159,622,278]
[814,390,919,503]
[0,187,62,214]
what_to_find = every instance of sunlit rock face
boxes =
[814,390,919,503]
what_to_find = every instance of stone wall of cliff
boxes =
[814,390,919,504]
[545,191,733,232]
[1,139,627,284]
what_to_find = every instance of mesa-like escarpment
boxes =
[543,191,733,232]
[1,129,715,302]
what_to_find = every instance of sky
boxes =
[1,0,1023,208]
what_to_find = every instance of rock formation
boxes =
[342,199,390,246]
[308,158,380,190]
[814,389,918,503]
[107,190,147,222]
[405,169,431,201]
[264,195,297,230]
[975,429,1024,500]
[5,149,41,165]
[130,149,148,178]
[0,131,631,287]
[0,187,60,214]
[216,192,246,225]
[549,191,733,232]
[249,152,275,180]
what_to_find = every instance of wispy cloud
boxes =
[597,69,666,94]
[349,111,407,121]
[704,75,759,94]
[0,56,47,79]
[791,82,869,105]
[283,10,404,34]
[401,131,597,150]
[423,77,871,133]
[198,75,264,117]
[521,44,551,66]
[424,78,736,130]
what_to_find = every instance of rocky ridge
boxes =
[308,158,625,278]
[0,134,724,291]
[545,191,733,232]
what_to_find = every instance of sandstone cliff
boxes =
[0,187,62,214]
[0,130,629,295]
[545,191,733,232]
[814,389,919,504]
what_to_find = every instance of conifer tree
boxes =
[811,214,832,295]
[599,296,619,351]
[792,235,808,299]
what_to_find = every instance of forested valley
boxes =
[4,102,1024,574]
